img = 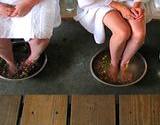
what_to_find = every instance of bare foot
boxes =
[107,64,119,83]
[120,63,133,83]
[25,39,49,64]
[7,62,17,77]
[0,39,17,77]
[19,60,35,75]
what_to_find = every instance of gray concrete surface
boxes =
[0,20,160,94]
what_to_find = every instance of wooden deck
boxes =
[0,95,160,125]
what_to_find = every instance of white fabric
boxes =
[77,0,113,8]
[0,0,61,41]
[146,0,160,19]
[75,0,152,44]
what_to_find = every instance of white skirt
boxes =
[75,1,152,44]
[0,0,61,41]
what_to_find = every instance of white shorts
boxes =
[0,0,61,41]
[75,1,151,44]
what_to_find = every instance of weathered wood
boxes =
[60,0,76,19]
[20,95,68,125]
[119,95,160,125]
[0,96,21,125]
[71,95,116,125]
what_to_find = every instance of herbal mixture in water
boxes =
[0,43,43,79]
[93,51,135,85]
[0,57,41,79]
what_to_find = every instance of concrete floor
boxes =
[0,20,160,94]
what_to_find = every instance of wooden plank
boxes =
[20,95,68,125]
[0,96,21,125]
[60,0,76,19]
[119,95,160,125]
[71,95,116,125]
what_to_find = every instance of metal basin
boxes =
[90,49,147,87]
[0,42,47,81]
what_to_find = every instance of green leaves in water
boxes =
[101,54,110,80]
[0,58,8,76]
[102,55,110,70]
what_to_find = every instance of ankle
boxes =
[120,62,129,70]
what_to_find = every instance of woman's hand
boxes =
[109,1,135,20]
[130,7,144,20]
[0,3,15,17]
[119,5,135,20]
[10,1,35,17]
[131,2,144,21]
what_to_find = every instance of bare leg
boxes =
[0,3,15,17]
[103,11,131,82]
[120,17,146,82]
[0,39,16,76]
[26,38,49,63]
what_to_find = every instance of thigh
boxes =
[128,17,146,34]
[103,10,130,33]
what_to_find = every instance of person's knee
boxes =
[132,30,146,45]
[114,26,131,42]
[0,39,12,48]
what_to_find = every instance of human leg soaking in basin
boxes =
[106,1,146,82]
[75,0,147,82]
[119,2,146,82]
[0,0,61,77]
